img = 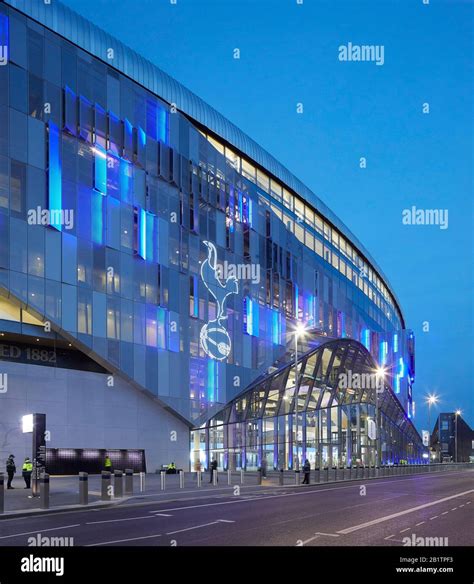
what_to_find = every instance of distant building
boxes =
[431,413,474,463]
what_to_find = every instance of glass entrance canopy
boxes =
[191,339,423,471]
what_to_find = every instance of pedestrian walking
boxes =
[209,458,218,483]
[6,454,16,489]
[22,457,33,489]
[104,455,113,473]
[302,458,311,484]
[261,456,267,479]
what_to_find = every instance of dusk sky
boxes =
[62,0,473,430]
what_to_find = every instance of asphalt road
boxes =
[0,470,472,547]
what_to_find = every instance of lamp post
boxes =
[294,322,306,471]
[426,394,439,463]
[455,409,461,463]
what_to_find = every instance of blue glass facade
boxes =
[0,1,415,431]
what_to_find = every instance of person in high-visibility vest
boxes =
[104,455,113,473]
[22,457,33,489]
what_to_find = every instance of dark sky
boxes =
[61,0,473,431]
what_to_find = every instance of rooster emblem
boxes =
[200,241,238,360]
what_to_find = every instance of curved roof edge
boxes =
[4,0,404,323]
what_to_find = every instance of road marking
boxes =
[336,490,474,535]
[384,534,395,540]
[430,516,438,520]
[86,533,162,546]
[315,532,339,537]
[459,504,465,508]
[298,534,321,545]
[153,513,173,517]
[467,501,471,505]
[86,515,157,525]
[451,508,457,511]
[0,524,80,540]
[441,511,448,515]
[399,528,410,533]
[166,519,235,536]
[415,521,425,526]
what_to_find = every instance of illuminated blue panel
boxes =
[248,198,253,226]
[157,106,168,144]
[272,310,280,344]
[362,328,370,351]
[145,212,156,262]
[380,340,388,365]
[124,118,134,160]
[252,300,259,337]
[91,190,104,244]
[207,359,216,402]
[294,284,299,318]
[393,333,398,353]
[120,158,132,203]
[394,357,404,394]
[168,310,180,352]
[244,296,252,335]
[157,307,166,349]
[48,122,62,231]
[192,276,199,318]
[0,13,9,63]
[93,144,107,195]
[138,207,147,259]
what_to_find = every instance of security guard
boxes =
[104,455,113,473]
[6,454,16,489]
[22,457,33,489]
[167,462,177,474]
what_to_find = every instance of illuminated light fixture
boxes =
[455,409,462,416]
[22,414,33,433]
[426,394,438,405]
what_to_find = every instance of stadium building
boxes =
[0,0,423,473]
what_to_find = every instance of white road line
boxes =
[399,528,410,533]
[166,519,234,536]
[441,511,448,515]
[153,513,173,517]
[86,515,157,525]
[384,534,395,540]
[298,534,321,545]
[315,532,339,537]
[415,521,425,526]
[459,504,465,508]
[430,516,438,520]
[451,508,457,511]
[336,490,473,535]
[86,533,162,546]
[0,524,81,540]
[467,501,471,505]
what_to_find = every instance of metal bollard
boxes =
[114,470,123,498]
[160,471,166,491]
[79,472,88,505]
[40,474,50,510]
[139,471,146,492]
[279,469,284,485]
[179,470,184,489]
[295,470,300,485]
[125,469,133,495]
[0,473,4,514]
[257,469,262,485]
[314,467,320,483]
[213,469,218,486]
[197,470,202,488]
[240,469,244,485]
[227,469,232,485]
[101,471,112,501]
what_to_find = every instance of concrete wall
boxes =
[0,360,190,473]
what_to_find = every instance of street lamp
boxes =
[425,394,439,463]
[374,366,386,472]
[455,409,462,463]
[294,322,306,471]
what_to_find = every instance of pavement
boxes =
[0,468,472,547]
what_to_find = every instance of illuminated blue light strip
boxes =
[294,284,299,318]
[157,307,166,349]
[380,340,388,365]
[91,191,104,244]
[145,212,155,262]
[208,360,216,402]
[0,13,9,62]
[362,329,370,351]
[120,158,132,202]
[138,208,147,259]
[48,122,62,231]
[193,276,199,318]
[157,107,168,144]
[245,297,253,335]
[272,310,280,344]
[93,143,107,195]
[393,333,398,353]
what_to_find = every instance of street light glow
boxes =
[295,322,306,338]
[455,409,462,416]
[426,394,439,405]
[375,366,386,379]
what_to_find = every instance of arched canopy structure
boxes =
[191,339,423,470]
